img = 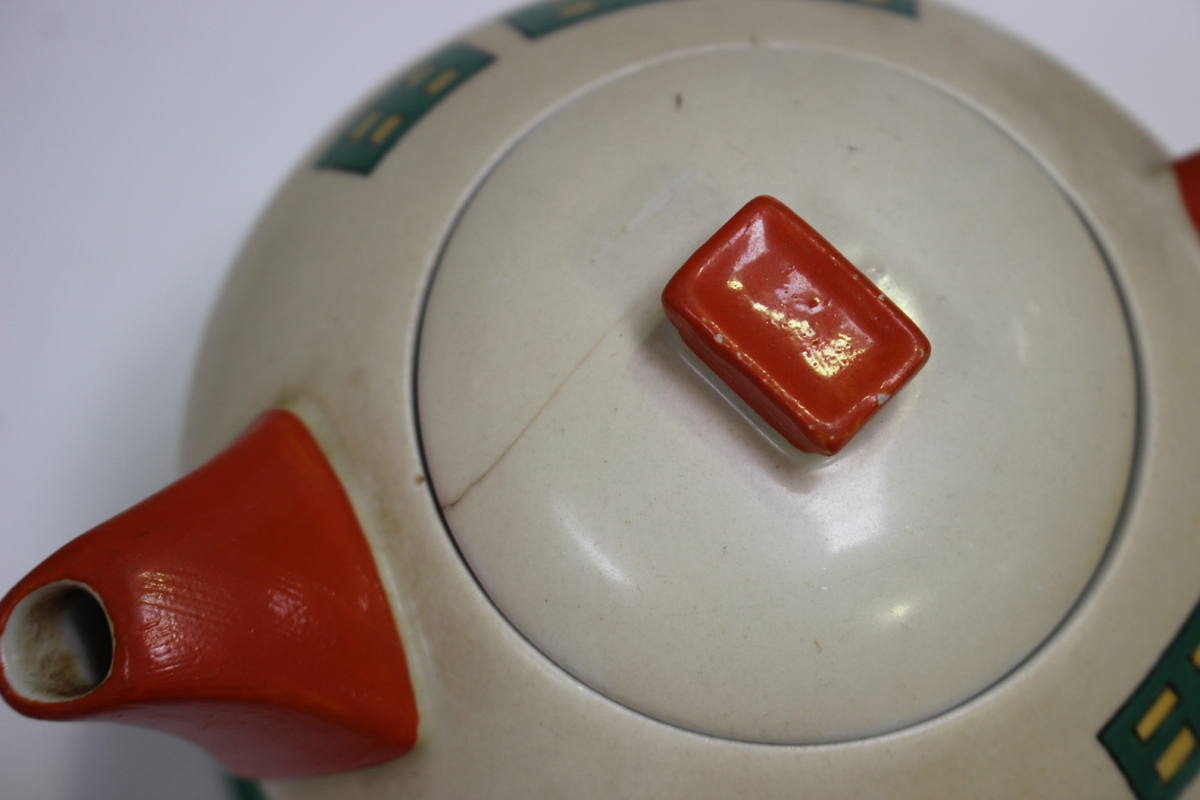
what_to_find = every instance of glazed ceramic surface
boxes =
[181,0,1200,797]
[2,1,1199,799]
[417,42,1134,744]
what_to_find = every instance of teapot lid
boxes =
[416,44,1135,743]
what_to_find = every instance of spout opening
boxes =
[1,581,114,703]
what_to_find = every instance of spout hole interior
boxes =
[1,581,114,702]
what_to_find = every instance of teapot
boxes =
[3,1,1200,798]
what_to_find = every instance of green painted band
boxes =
[226,777,269,800]
[1100,595,1200,800]
[828,0,916,17]
[507,0,915,39]
[318,42,495,176]
[507,0,670,39]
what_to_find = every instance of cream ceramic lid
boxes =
[416,45,1135,744]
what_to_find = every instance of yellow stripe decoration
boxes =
[1157,728,1197,783]
[1139,688,1180,742]
[558,0,598,18]
[1100,595,1200,800]
[318,43,495,175]
[423,68,460,97]
[368,114,403,146]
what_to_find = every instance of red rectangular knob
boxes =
[662,196,930,455]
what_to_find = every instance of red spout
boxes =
[1177,151,1200,236]
[0,409,418,779]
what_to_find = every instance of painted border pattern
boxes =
[226,777,269,800]
[507,0,670,38]
[1100,598,1200,800]
[828,0,916,18]
[318,43,495,175]
[507,0,915,39]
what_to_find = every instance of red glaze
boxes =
[0,410,418,779]
[663,196,930,455]
[1176,151,1200,236]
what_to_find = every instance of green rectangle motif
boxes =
[506,0,671,39]
[226,777,269,800]
[318,43,495,176]
[507,0,915,38]
[825,0,916,17]
[1100,597,1200,800]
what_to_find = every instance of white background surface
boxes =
[1,0,1197,797]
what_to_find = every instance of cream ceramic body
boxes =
[176,1,1200,797]
[419,43,1134,745]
